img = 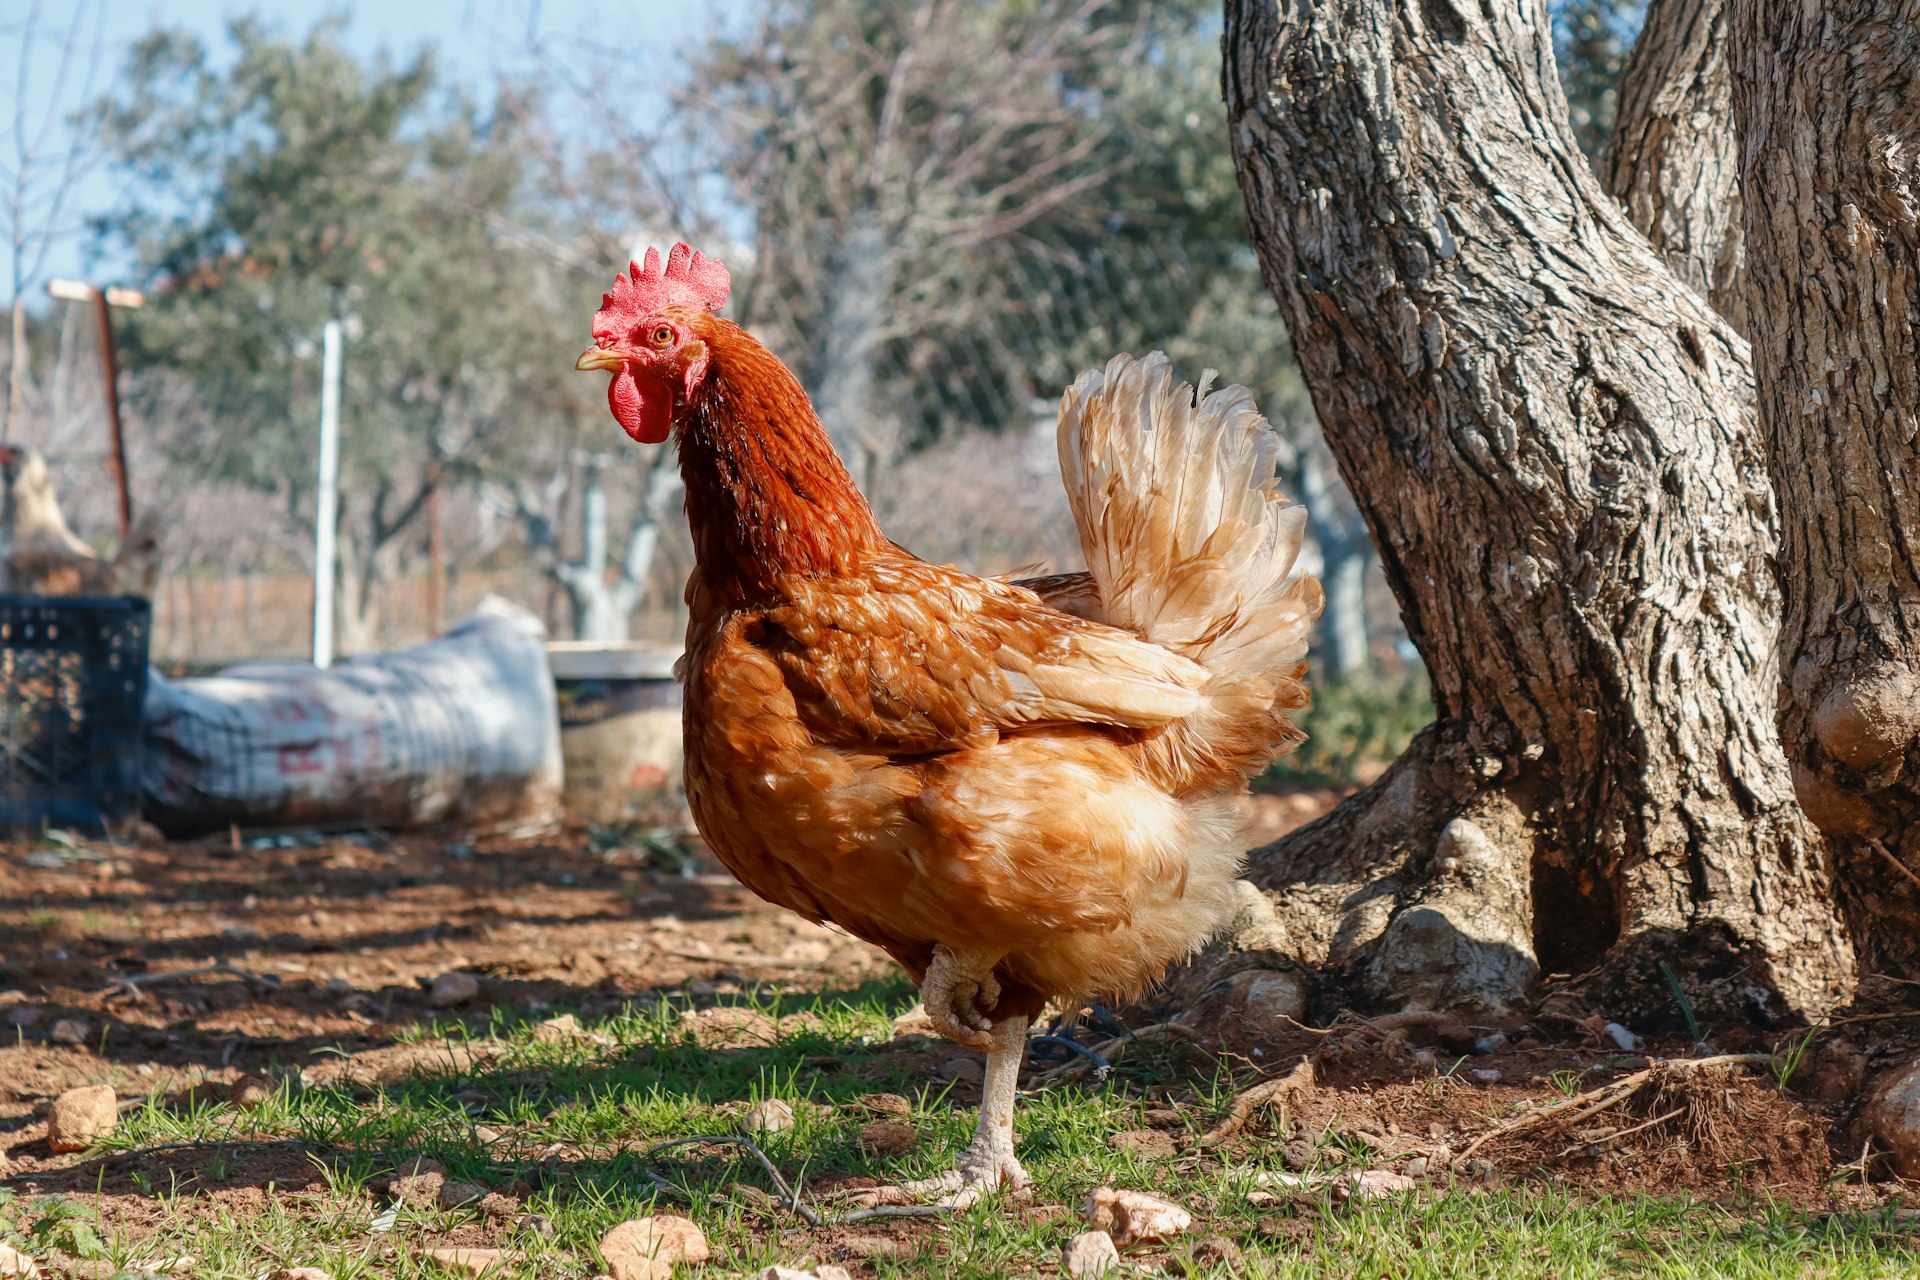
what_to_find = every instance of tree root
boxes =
[1453,1053,1771,1164]
[1199,1056,1315,1148]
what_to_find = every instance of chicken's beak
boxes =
[575,346,626,372]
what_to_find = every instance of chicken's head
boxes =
[576,243,731,444]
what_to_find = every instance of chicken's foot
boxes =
[920,943,1003,1051]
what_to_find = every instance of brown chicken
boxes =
[577,245,1321,1198]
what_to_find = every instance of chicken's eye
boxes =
[650,325,675,347]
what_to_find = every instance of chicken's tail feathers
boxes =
[1057,352,1323,784]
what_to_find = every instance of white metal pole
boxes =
[312,319,343,669]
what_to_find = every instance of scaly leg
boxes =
[920,943,1001,1051]
[894,1013,1031,1207]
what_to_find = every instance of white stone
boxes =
[743,1098,796,1133]
[1082,1186,1191,1245]
[1061,1230,1120,1276]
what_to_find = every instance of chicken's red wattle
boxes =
[609,366,671,444]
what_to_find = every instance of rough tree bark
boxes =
[1216,0,1855,1021]
[1732,0,1920,964]
[1600,0,1744,332]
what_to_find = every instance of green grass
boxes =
[4,982,1918,1278]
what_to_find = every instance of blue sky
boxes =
[4,0,738,293]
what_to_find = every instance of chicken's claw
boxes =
[921,944,1003,1051]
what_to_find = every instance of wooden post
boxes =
[93,290,131,537]
[47,280,145,537]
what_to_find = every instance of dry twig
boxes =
[642,1134,948,1225]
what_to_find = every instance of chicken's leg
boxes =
[951,1012,1031,1191]
[894,1012,1031,1207]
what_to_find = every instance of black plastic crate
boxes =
[0,595,149,831]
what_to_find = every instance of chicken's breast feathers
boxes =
[757,555,1207,754]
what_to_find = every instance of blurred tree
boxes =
[93,18,595,650]
[0,1,108,440]
[1550,0,1645,158]
[673,0,1381,677]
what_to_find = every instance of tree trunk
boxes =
[1297,448,1372,681]
[1219,0,1854,1021]
[804,209,897,489]
[1600,0,1746,332]
[1732,0,1920,966]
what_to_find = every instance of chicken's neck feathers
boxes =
[676,316,886,603]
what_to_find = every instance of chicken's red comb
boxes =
[593,243,730,342]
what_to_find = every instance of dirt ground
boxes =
[0,784,1903,1256]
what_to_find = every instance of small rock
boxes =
[754,1268,854,1280]
[1281,1138,1317,1170]
[429,971,482,1007]
[1177,967,1308,1037]
[1601,1021,1641,1051]
[1862,1059,1920,1178]
[1404,1156,1430,1178]
[474,1125,505,1145]
[683,1005,778,1047]
[831,1233,914,1261]
[744,1098,796,1133]
[1083,1186,1191,1246]
[857,1092,912,1116]
[1255,1213,1314,1246]
[1107,1128,1177,1159]
[1060,1229,1120,1276]
[1342,1169,1418,1200]
[1464,1157,1496,1182]
[4,1005,41,1030]
[1435,1024,1479,1056]
[858,1120,917,1154]
[1470,1068,1502,1085]
[1187,1235,1241,1268]
[936,1056,985,1085]
[891,1003,937,1039]
[387,1156,447,1207]
[49,1019,89,1047]
[477,1192,521,1219]
[229,1075,274,1109]
[268,1271,334,1280]
[440,1180,487,1209]
[600,1215,710,1280]
[422,1247,518,1277]
[1411,1047,1437,1069]
[0,1243,38,1277]
[533,1013,586,1043]
[47,1083,117,1152]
